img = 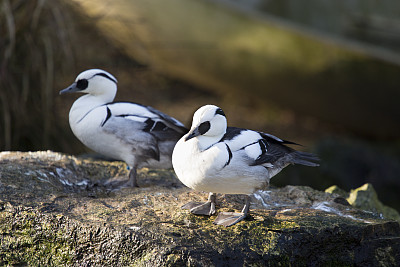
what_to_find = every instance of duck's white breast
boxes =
[172,139,269,195]
[69,104,135,164]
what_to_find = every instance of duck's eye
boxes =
[76,79,88,90]
[198,121,211,135]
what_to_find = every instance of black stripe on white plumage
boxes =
[60,69,188,187]
[172,104,319,227]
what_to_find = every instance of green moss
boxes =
[0,209,74,266]
[347,184,400,222]
[325,185,349,198]
[165,253,185,266]
[169,210,301,262]
[1,152,400,265]
[135,248,161,266]
[325,184,400,222]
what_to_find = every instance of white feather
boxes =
[244,142,262,160]
[173,105,271,195]
[225,130,261,151]
[173,105,317,195]
[62,69,186,171]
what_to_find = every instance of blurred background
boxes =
[1,0,399,210]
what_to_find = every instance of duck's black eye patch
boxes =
[76,79,88,90]
[198,121,211,135]
[215,108,225,117]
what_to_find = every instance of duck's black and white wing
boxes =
[100,102,187,161]
[222,127,319,168]
[144,104,188,140]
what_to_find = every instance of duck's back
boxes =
[70,98,187,168]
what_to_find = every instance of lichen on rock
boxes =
[326,183,400,221]
[1,151,399,266]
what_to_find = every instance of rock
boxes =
[326,184,400,222]
[325,185,349,198]
[1,151,400,266]
[349,184,400,222]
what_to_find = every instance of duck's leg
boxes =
[126,167,139,187]
[182,192,216,216]
[213,195,250,227]
[104,166,139,189]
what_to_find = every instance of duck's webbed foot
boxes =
[182,192,216,216]
[213,212,246,227]
[213,195,250,227]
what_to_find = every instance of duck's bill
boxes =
[59,83,78,95]
[185,128,201,141]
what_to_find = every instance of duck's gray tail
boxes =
[291,151,320,167]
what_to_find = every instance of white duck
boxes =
[60,69,188,187]
[172,104,319,226]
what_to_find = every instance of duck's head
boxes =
[185,105,227,142]
[60,69,118,100]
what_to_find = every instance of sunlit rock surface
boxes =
[1,151,399,266]
[326,184,400,222]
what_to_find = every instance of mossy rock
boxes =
[326,184,400,222]
[325,185,349,198]
[1,151,400,266]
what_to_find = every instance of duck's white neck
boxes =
[194,134,224,151]
[69,90,116,125]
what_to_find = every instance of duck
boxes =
[60,69,188,187]
[172,104,319,226]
